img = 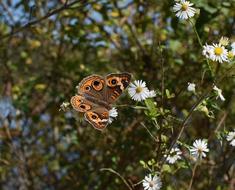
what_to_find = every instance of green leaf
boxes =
[162,164,172,173]
[139,160,147,168]
[165,89,175,99]
[144,99,158,118]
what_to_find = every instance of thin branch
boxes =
[187,162,199,190]
[189,20,213,78]
[208,111,228,140]
[87,16,122,51]
[0,1,15,24]
[0,0,89,40]
[161,92,210,167]
[141,122,159,142]
[113,2,147,55]
[100,168,133,190]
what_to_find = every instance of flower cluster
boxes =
[202,37,235,63]
[128,80,156,102]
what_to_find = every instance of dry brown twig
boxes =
[0,0,91,40]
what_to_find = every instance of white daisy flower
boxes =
[202,44,213,59]
[190,139,209,159]
[147,90,157,98]
[187,82,196,92]
[108,107,118,124]
[164,148,182,164]
[226,130,235,147]
[128,80,150,102]
[173,0,196,20]
[209,43,228,63]
[143,174,162,190]
[213,85,225,101]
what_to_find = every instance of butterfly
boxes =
[70,73,131,130]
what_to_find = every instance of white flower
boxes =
[128,80,150,101]
[143,174,162,190]
[173,0,196,20]
[209,43,228,63]
[213,85,225,101]
[147,90,157,98]
[108,107,118,124]
[164,148,182,164]
[202,44,213,59]
[226,130,235,147]
[190,139,209,159]
[187,82,196,92]
[59,102,70,111]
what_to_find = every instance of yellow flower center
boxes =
[214,47,223,56]
[136,87,143,93]
[197,147,203,154]
[181,3,188,11]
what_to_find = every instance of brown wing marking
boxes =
[77,75,105,99]
[84,109,109,130]
[105,73,131,103]
[70,95,92,112]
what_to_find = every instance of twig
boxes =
[0,0,88,40]
[208,111,228,140]
[0,1,15,24]
[189,20,214,78]
[141,122,159,142]
[133,180,143,187]
[188,162,199,190]
[100,168,133,190]
[113,2,146,55]
[87,16,122,51]
[161,92,209,167]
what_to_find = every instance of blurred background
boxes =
[0,0,235,189]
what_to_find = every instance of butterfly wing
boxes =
[70,95,109,130]
[77,75,106,100]
[71,73,131,130]
[105,73,131,104]
[70,95,93,112]
[84,107,109,130]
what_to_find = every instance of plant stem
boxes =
[141,122,159,142]
[189,20,214,78]
[161,93,208,167]
[188,161,199,190]
[100,168,133,190]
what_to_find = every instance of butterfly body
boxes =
[71,73,131,130]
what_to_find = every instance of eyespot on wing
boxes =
[70,95,92,112]
[84,111,109,130]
